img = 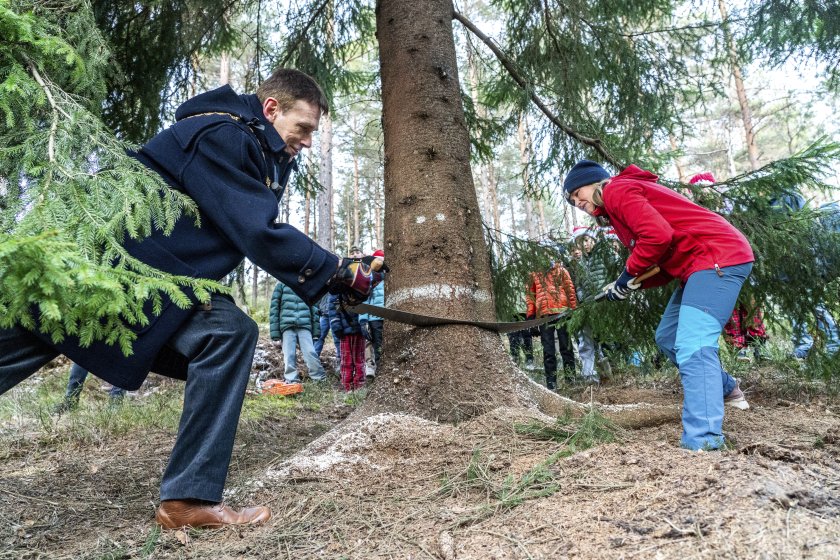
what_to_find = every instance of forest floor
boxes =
[1,336,839,559]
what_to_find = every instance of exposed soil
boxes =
[1,340,839,559]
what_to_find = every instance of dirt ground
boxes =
[1,341,839,559]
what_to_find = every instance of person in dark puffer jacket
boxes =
[327,292,366,391]
[569,226,613,383]
[269,282,326,383]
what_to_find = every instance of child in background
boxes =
[328,292,367,391]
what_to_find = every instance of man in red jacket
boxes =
[564,160,752,450]
[526,261,577,390]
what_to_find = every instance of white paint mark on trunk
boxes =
[435,213,446,221]
[387,284,491,308]
[416,216,426,223]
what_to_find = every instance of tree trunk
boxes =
[317,114,334,251]
[373,179,383,249]
[304,189,311,237]
[353,138,360,247]
[719,0,759,171]
[518,114,539,240]
[219,51,230,86]
[251,261,259,311]
[364,0,536,423]
[669,134,686,182]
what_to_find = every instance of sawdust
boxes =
[2,355,839,559]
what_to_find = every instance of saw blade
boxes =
[347,303,566,333]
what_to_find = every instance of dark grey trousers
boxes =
[0,294,258,502]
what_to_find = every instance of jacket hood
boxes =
[616,164,659,183]
[174,85,252,121]
[173,85,289,156]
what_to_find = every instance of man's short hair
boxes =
[257,68,329,115]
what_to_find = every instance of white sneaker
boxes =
[724,379,750,410]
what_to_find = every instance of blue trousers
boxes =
[314,314,341,360]
[281,328,326,382]
[792,305,840,358]
[654,263,751,450]
[0,293,258,502]
[66,363,126,399]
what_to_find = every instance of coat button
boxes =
[298,275,305,284]
[304,268,313,277]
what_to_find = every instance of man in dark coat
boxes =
[0,69,383,529]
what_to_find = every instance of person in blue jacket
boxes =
[359,249,386,376]
[0,68,384,529]
[269,281,326,383]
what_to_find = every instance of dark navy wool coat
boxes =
[33,86,338,389]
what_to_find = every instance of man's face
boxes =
[263,99,321,158]
[349,249,363,259]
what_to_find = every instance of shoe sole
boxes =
[725,398,750,410]
[155,508,271,529]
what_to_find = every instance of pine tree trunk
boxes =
[518,115,539,240]
[251,262,259,311]
[719,0,759,171]
[219,51,230,86]
[670,134,686,182]
[353,140,360,247]
[364,0,531,422]
[317,114,334,250]
[373,179,383,249]
[304,190,311,236]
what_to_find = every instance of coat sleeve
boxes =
[605,183,675,277]
[179,126,338,304]
[525,275,537,317]
[561,267,577,310]
[269,283,282,340]
[311,305,321,338]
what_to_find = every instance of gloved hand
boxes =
[605,269,640,301]
[360,320,372,341]
[327,256,387,306]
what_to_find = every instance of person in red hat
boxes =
[564,160,753,451]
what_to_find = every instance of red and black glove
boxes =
[327,256,388,306]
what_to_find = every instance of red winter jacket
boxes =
[592,165,754,287]
[526,263,578,317]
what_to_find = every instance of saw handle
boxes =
[627,265,661,289]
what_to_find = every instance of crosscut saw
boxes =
[348,266,660,334]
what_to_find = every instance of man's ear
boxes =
[262,97,280,122]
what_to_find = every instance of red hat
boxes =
[372,249,385,258]
[571,226,595,241]
[689,172,715,185]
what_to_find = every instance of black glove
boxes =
[605,269,640,301]
[327,257,387,306]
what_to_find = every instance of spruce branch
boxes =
[453,10,621,168]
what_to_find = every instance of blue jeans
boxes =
[1,293,258,503]
[66,363,126,399]
[655,263,752,450]
[792,305,840,358]
[314,314,341,361]
[281,328,326,382]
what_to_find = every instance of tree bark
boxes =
[219,51,230,86]
[317,114,334,251]
[518,114,539,240]
[719,0,759,171]
[365,0,533,422]
[353,134,360,247]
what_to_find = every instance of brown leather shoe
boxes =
[155,499,271,529]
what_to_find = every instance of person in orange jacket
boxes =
[526,260,578,389]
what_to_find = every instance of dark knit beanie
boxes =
[563,160,610,202]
